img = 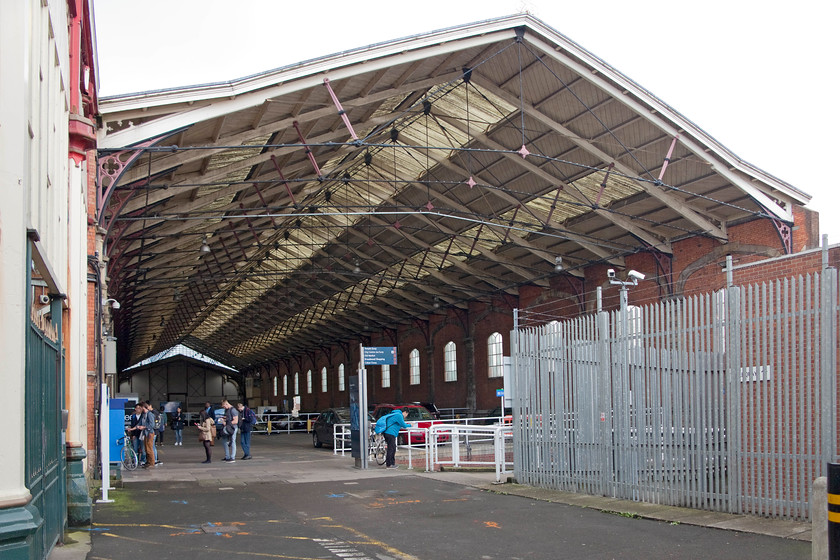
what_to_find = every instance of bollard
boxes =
[815,477,828,560]
[829,463,840,560]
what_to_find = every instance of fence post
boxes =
[725,255,742,514]
[597,308,611,497]
[821,245,838,468]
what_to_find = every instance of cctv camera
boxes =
[628,270,646,281]
[111,300,121,310]
[39,294,51,305]
[607,269,616,278]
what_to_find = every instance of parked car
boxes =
[412,401,441,419]
[311,408,351,448]
[371,404,448,444]
[482,407,513,425]
[311,408,372,448]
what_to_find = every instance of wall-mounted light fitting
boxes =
[200,236,211,253]
[554,256,563,272]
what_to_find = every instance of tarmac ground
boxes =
[50,431,811,560]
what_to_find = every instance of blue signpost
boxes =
[362,346,397,365]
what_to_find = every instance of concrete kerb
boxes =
[476,480,812,543]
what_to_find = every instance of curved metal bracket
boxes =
[563,275,586,314]
[648,249,674,298]
[771,218,793,255]
[96,131,184,234]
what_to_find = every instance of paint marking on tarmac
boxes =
[92,522,184,530]
[312,518,421,560]
[367,497,422,508]
[98,532,325,558]
[313,538,373,559]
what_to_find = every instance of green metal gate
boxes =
[25,300,66,557]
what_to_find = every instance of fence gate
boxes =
[511,266,839,521]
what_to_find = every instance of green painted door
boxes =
[25,304,66,558]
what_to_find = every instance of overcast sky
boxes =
[94,0,839,244]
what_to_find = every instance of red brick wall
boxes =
[246,212,835,416]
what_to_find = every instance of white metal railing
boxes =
[429,424,514,483]
[330,420,513,480]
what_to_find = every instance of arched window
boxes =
[283,374,288,396]
[381,364,391,388]
[321,367,328,392]
[338,364,345,391]
[488,332,503,378]
[444,341,457,382]
[273,376,278,397]
[294,372,299,395]
[307,369,313,394]
[409,348,420,385]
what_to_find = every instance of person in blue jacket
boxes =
[382,408,411,468]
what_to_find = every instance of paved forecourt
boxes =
[55,432,810,560]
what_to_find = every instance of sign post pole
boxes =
[358,344,368,469]
[359,346,398,469]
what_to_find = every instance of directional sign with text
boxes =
[362,346,397,365]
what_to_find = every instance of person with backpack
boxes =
[220,398,239,462]
[171,406,185,446]
[195,408,215,464]
[378,408,411,469]
[156,405,168,446]
[147,402,162,465]
[236,402,256,460]
[141,402,157,469]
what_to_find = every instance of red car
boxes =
[371,404,449,445]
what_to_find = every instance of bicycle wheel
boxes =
[121,445,139,470]
[372,436,386,465]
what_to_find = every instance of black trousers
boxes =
[384,433,397,466]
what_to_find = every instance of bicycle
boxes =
[369,431,386,465]
[117,433,139,470]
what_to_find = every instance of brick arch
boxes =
[675,244,781,297]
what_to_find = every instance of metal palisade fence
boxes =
[511,258,839,521]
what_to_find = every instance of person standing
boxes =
[236,402,255,460]
[220,399,239,462]
[141,402,156,468]
[127,403,145,464]
[147,402,161,465]
[171,406,185,446]
[157,405,168,446]
[195,409,215,463]
[381,408,411,469]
